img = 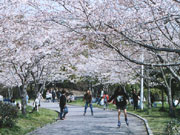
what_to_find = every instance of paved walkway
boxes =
[28,101,147,135]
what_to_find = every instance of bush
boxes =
[0,102,18,128]
[166,119,180,135]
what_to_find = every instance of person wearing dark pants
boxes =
[83,90,93,116]
[108,85,129,127]
[132,89,139,110]
[59,90,68,120]
[52,90,56,103]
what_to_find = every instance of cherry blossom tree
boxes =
[0,0,55,114]
[1,0,180,117]
[38,0,180,116]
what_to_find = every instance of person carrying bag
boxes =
[59,90,68,120]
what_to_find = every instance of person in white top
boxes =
[33,98,40,112]
[37,92,42,106]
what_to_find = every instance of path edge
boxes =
[69,104,153,135]
[127,112,153,135]
[26,104,60,135]
[109,108,153,135]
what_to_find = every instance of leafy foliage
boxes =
[0,102,18,128]
[166,119,180,135]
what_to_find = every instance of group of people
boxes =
[132,88,156,109]
[59,86,129,128]
[58,85,159,128]
[46,88,75,103]
[10,98,22,110]
[96,91,110,110]
[46,89,57,102]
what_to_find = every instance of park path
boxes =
[28,101,148,135]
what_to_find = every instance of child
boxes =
[108,85,129,127]
[33,98,40,112]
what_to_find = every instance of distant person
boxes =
[103,91,109,110]
[132,89,139,110]
[16,102,22,110]
[100,90,104,98]
[108,85,129,127]
[32,98,40,112]
[10,98,16,106]
[46,90,52,102]
[37,92,42,106]
[83,90,93,116]
[96,95,101,105]
[52,90,56,103]
[26,94,29,105]
[0,95,3,102]
[59,90,68,120]
[151,94,155,107]
[56,90,61,101]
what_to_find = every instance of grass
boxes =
[69,99,180,135]
[0,106,58,135]
[127,105,180,135]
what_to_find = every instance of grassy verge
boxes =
[68,99,180,135]
[127,105,179,135]
[0,106,57,135]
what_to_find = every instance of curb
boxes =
[109,108,153,135]
[127,112,153,135]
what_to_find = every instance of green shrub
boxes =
[0,102,18,128]
[166,119,180,135]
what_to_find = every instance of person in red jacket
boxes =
[103,91,109,110]
[108,85,129,127]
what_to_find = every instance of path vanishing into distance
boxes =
[28,101,148,135]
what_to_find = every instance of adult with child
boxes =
[108,85,129,127]
[83,90,93,116]
[59,90,68,120]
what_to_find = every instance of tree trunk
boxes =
[21,84,28,115]
[146,67,151,109]
[147,80,151,109]
[40,81,46,94]
[8,88,13,99]
[35,82,40,93]
[167,76,175,117]
[160,68,175,116]
[167,87,175,116]
[161,89,165,110]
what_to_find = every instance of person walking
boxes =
[59,90,68,120]
[103,91,109,110]
[132,89,139,110]
[83,90,93,116]
[108,85,129,127]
